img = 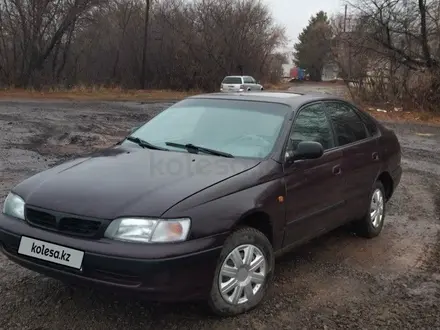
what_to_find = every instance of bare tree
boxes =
[0,0,286,91]
[330,0,440,111]
[0,0,107,87]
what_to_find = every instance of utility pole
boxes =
[348,15,352,79]
[343,4,351,79]
[140,0,151,89]
[343,4,352,80]
[344,4,347,32]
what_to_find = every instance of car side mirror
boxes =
[285,141,324,163]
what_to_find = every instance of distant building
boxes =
[322,62,340,81]
[282,64,294,78]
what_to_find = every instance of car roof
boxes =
[187,91,346,109]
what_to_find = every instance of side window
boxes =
[355,108,379,136]
[250,77,257,83]
[288,103,334,151]
[243,77,253,83]
[326,102,368,146]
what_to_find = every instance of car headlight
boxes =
[2,192,25,220]
[104,217,191,243]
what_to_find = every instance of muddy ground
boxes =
[1,90,440,329]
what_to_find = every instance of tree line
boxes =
[3,0,438,112]
[0,0,287,91]
[294,0,440,112]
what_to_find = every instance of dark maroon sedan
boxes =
[0,92,401,316]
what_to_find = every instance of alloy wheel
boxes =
[370,188,384,228]
[218,244,267,305]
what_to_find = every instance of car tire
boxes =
[208,227,274,316]
[353,180,386,238]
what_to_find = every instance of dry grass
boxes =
[1,85,440,126]
[366,108,440,126]
[0,83,290,101]
[263,82,292,90]
[0,86,199,101]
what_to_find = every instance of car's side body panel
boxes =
[375,123,402,197]
[338,137,382,220]
[282,148,346,247]
[342,101,402,200]
[162,159,287,251]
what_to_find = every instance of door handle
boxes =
[332,165,342,175]
[372,152,379,161]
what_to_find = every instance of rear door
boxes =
[323,101,382,221]
[243,76,253,90]
[283,102,346,246]
[249,76,259,90]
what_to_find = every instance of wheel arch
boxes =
[376,171,394,201]
[234,210,274,246]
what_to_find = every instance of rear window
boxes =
[222,77,242,84]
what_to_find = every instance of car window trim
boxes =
[322,100,375,150]
[281,101,337,162]
[349,104,380,137]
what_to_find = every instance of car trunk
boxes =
[221,78,243,92]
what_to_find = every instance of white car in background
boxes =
[220,75,264,92]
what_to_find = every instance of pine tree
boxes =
[293,11,332,81]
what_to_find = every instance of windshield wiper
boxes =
[165,142,234,158]
[126,136,169,151]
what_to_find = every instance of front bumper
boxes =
[0,213,226,302]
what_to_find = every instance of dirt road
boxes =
[1,96,440,330]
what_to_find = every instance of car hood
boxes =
[13,146,261,219]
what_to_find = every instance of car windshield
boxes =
[125,98,290,159]
[222,77,242,84]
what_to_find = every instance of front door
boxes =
[283,102,347,247]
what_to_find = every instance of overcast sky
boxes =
[266,0,345,52]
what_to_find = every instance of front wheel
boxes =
[208,227,274,316]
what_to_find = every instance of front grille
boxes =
[59,217,101,236]
[25,207,103,237]
[26,208,57,229]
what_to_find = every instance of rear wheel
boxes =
[353,180,386,238]
[208,227,274,316]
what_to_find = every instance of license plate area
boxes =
[18,236,84,270]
